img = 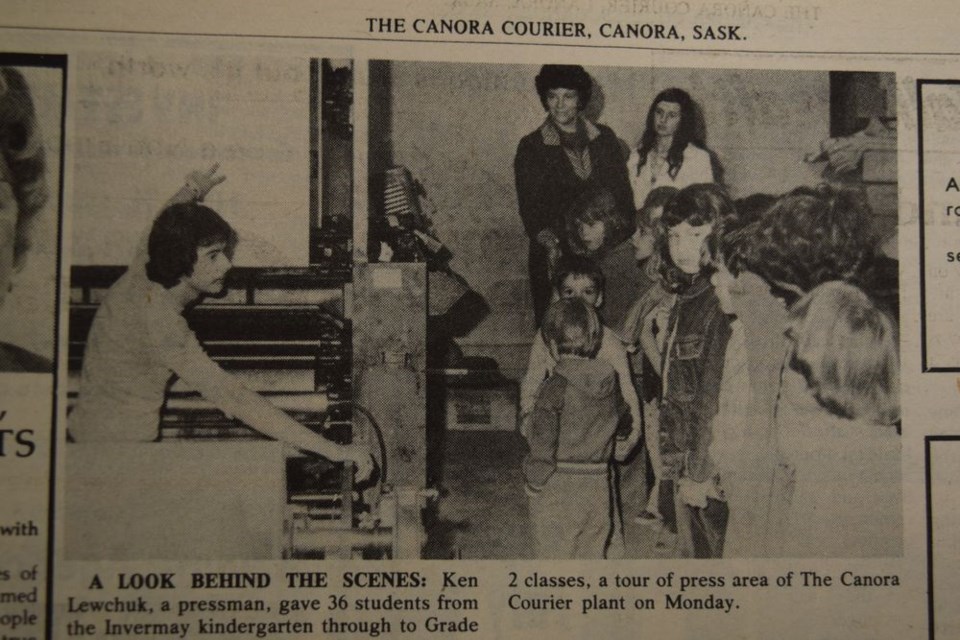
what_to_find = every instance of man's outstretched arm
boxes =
[167,338,372,476]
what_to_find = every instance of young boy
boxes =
[524,297,627,558]
[652,183,742,558]
[519,254,640,452]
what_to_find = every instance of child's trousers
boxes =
[529,465,613,559]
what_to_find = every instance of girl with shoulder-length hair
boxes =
[627,88,717,210]
[776,280,901,558]
[655,181,732,293]
[623,182,746,556]
[563,184,656,339]
[785,280,899,426]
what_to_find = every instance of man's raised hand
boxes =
[185,163,227,201]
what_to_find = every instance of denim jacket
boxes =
[659,275,733,483]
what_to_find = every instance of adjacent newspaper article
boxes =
[0,1,958,638]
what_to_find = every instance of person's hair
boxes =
[635,88,703,180]
[632,186,678,281]
[534,64,592,112]
[146,202,238,288]
[740,184,875,299]
[565,185,631,256]
[541,297,603,358]
[0,67,48,266]
[551,253,605,296]
[719,192,777,274]
[733,193,777,225]
[786,281,900,425]
[657,183,734,291]
[637,185,677,230]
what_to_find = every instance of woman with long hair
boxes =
[627,88,716,210]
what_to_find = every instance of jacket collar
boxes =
[539,116,600,146]
[676,272,714,300]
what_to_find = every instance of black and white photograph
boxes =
[9,3,960,639]
[60,51,901,562]
[367,61,900,559]
[63,54,382,560]
[0,54,65,374]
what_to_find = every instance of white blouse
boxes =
[627,142,714,209]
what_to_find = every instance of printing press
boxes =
[66,257,432,560]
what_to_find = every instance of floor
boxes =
[428,431,678,560]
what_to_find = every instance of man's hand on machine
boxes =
[184,163,227,201]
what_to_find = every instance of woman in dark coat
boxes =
[514,64,633,326]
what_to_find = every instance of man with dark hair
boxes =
[70,166,372,474]
[145,202,238,288]
[741,185,874,301]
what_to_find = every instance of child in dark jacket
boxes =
[524,297,627,559]
[654,183,742,558]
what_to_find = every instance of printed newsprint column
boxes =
[2,0,960,639]
[919,80,960,370]
[0,54,65,640]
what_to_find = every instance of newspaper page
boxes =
[0,0,956,638]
